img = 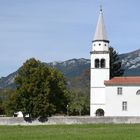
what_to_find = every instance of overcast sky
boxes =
[0,0,140,77]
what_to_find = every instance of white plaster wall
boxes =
[91,41,109,51]
[106,86,140,116]
[90,88,106,104]
[90,69,109,87]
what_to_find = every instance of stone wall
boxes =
[0,116,140,125]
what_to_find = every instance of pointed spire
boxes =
[93,7,109,43]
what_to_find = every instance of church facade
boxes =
[90,8,140,117]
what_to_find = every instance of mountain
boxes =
[120,49,140,76]
[0,72,17,89]
[47,58,90,78]
[0,58,90,89]
[1,49,140,89]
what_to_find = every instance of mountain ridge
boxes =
[1,49,140,89]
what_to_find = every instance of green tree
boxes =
[8,58,68,118]
[67,69,90,116]
[4,90,18,116]
[109,47,124,79]
[48,68,69,114]
[68,89,89,116]
[0,89,15,116]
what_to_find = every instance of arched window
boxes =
[136,90,140,95]
[95,59,99,68]
[101,59,105,68]
[95,109,104,116]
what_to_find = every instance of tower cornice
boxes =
[92,40,110,43]
[90,51,109,54]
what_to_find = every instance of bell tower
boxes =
[90,7,110,116]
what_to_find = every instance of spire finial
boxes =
[100,5,103,13]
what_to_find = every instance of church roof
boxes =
[104,77,140,85]
[93,8,109,42]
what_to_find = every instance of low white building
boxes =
[90,8,140,117]
[105,77,140,116]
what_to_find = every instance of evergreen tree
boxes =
[8,58,68,118]
[109,47,124,79]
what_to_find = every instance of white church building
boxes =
[90,8,140,117]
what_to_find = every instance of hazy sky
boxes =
[0,0,140,77]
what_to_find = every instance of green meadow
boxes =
[0,124,140,140]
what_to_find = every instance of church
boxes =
[90,8,140,117]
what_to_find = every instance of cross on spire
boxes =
[100,5,102,12]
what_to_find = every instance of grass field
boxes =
[0,124,140,140]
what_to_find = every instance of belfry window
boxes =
[101,59,105,68]
[95,59,100,68]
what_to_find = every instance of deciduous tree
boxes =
[8,58,68,118]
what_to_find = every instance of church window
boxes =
[117,87,122,95]
[94,44,96,46]
[136,90,140,95]
[122,101,127,111]
[101,59,105,68]
[95,59,100,68]
[104,44,106,46]
[99,43,101,46]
